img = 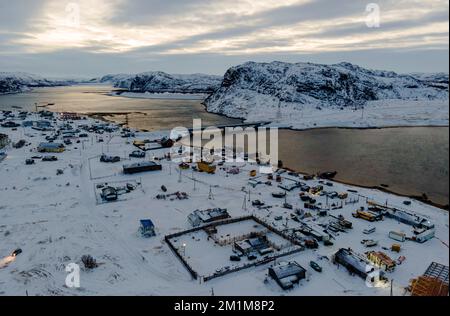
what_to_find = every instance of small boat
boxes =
[319,171,337,179]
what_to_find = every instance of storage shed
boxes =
[268,261,306,290]
[123,161,162,174]
[38,142,65,153]
[188,208,230,227]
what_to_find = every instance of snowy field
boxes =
[227,99,449,130]
[0,112,448,296]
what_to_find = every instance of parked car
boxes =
[101,187,118,201]
[13,140,26,149]
[25,159,35,165]
[11,248,22,257]
[45,135,58,141]
[230,255,241,262]
[100,154,120,163]
[42,156,58,162]
[129,150,145,158]
[1,121,20,128]
[327,191,339,199]
[310,261,322,272]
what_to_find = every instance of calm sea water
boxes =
[1,85,448,205]
[278,128,449,206]
[0,85,240,131]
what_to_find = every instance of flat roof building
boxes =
[268,261,306,290]
[188,208,230,227]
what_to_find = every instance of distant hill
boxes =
[99,71,222,94]
[204,61,449,119]
[0,72,73,95]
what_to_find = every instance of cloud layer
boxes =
[0,0,448,76]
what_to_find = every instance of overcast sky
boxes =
[0,0,448,77]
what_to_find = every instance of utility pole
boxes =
[208,186,214,200]
[390,279,394,296]
[242,194,247,211]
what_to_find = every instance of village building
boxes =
[334,248,376,280]
[366,251,396,271]
[60,112,82,121]
[33,120,53,131]
[234,235,273,255]
[268,261,306,290]
[38,142,65,153]
[385,208,435,230]
[188,208,230,227]
[123,161,162,174]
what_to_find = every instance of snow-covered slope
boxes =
[204,61,449,120]
[0,72,70,95]
[101,72,222,94]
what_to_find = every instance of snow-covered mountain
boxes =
[204,61,449,119]
[101,72,222,94]
[0,72,71,95]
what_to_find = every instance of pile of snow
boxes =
[204,61,449,121]
[100,72,222,94]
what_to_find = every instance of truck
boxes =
[352,210,376,222]
[389,231,406,242]
[197,161,216,174]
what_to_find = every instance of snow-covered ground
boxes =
[240,99,449,130]
[0,112,448,296]
[204,61,449,130]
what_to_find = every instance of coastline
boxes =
[13,86,445,210]
[83,109,449,210]
[282,166,449,210]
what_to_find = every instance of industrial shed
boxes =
[268,261,306,290]
[334,248,375,280]
[385,208,434,230]
[123,161,162,174]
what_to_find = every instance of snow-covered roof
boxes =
[140,219,155,229]
[270,261,305,279]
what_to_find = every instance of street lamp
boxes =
[182,243,187,257]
